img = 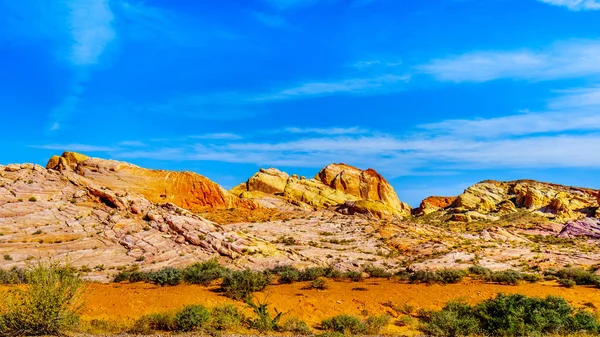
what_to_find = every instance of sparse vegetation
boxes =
[311,277,328,289]
[247,298,284,333]
[220,270,272,300]
[0,263,83,336]
[279,317,312,335]
[420,293,600,337]
[409,269,465,285]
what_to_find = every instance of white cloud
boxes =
[284,127,369,135]
[257,74,411,100]
[418,40,600,82]
[67,0,115,66]
[190,133,243,140]
[538,0,600,10]
[32,144,117,152]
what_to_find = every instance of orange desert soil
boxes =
[79,279,600,335]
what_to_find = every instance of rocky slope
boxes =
[47,152,257,212]
[419,180,600,223]
[231,164,411,219]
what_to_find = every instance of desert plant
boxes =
[321,314,367,335]
[486,270,524,285]
[175,305,210,332]
[221,270,271,300]
[365,314,391,334]
[343,271,363,282]
[147,267,183,286]
[311,277,328,289]
[129,312,177,333]
[0,262,83,336]
[183,259,228,285]
[247,298,284,333]
[277,267,301,284]
[551,268,599,285]
[279,317,312,335]
[559,278,576,288]
[210,304,243,331]
[420,301,480,337]
[362,264,392,278]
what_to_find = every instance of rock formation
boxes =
[0,162,291,280]
[47,152,256,213]
[232,165,411,219]
[415,196,457,215]
[425,180,599,222]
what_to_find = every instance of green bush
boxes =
[559,278,576,288]
[175,305,210,332]
[220,270,271,300]
[343,271,363,282]
[277,268,301,284]
[468,265,491,278]
[248,299,283,333]
[552,268,599,285]
[522,273,542,283]
[410,269,464,285]
[0,267,27,284]
[299,266,341,281]
[148,267,183,286]
[279,317,312,335]
[321,314,367,335]
[0,263,83,336]
[183,259,228,285]
[210,304,243,331]
[365,314,391,334]
[362,264,392,278]
[421,293,600,337]
[311,277,328,289]
[486,270,524,285]
[130,312,177,333]
[420,301,480,337]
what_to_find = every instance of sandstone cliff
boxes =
[232,165,411,219]
[47,152,256,213]
[420,180,600,222]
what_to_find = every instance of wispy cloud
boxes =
[538,0,600,10]
[284,126,369,135]
[253,12,291,28]
[31,144,117,152]
[49,0,116,131]
[418,39,600,82]
[256,74,411,100]
[190,133,243,140]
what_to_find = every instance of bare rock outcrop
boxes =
[426,180,599,222]
[47,152,257,213]
[232,165,411,219]
[316,163,411,216]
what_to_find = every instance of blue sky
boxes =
[1,0,600,206]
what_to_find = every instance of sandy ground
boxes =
[78,279,600,335]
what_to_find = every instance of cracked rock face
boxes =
[424,180,600,222]
[0,162,288,281]
[231,165,411,219]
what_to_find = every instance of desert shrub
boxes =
[409,270,442,285]
[147,267,184,286]
[0,267,27,284]
[522,273,542,283]
[476,294,579,336]
[365,314,391,334]
[420,301,480,337]
[437,269,466,284]
[220,270,271,300]
[0,263,83,336]
[486,270,524,285]
[210,304,243,331]
[552,268,599,285]
[279,317,312,335]
[468,265,491,278]
[321,314,367,335]
[175,305,210,332]
[311,277,328,289]
[559,278,576,288]
[571,310,600,333]
[248,299,283,333]
[362,264,392,278]
[409,269,464,285]
[276,267,301,284]
[130,312,177,333]
[343,271,363,282]
[315,332,345,337]
[183,258,228,285]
